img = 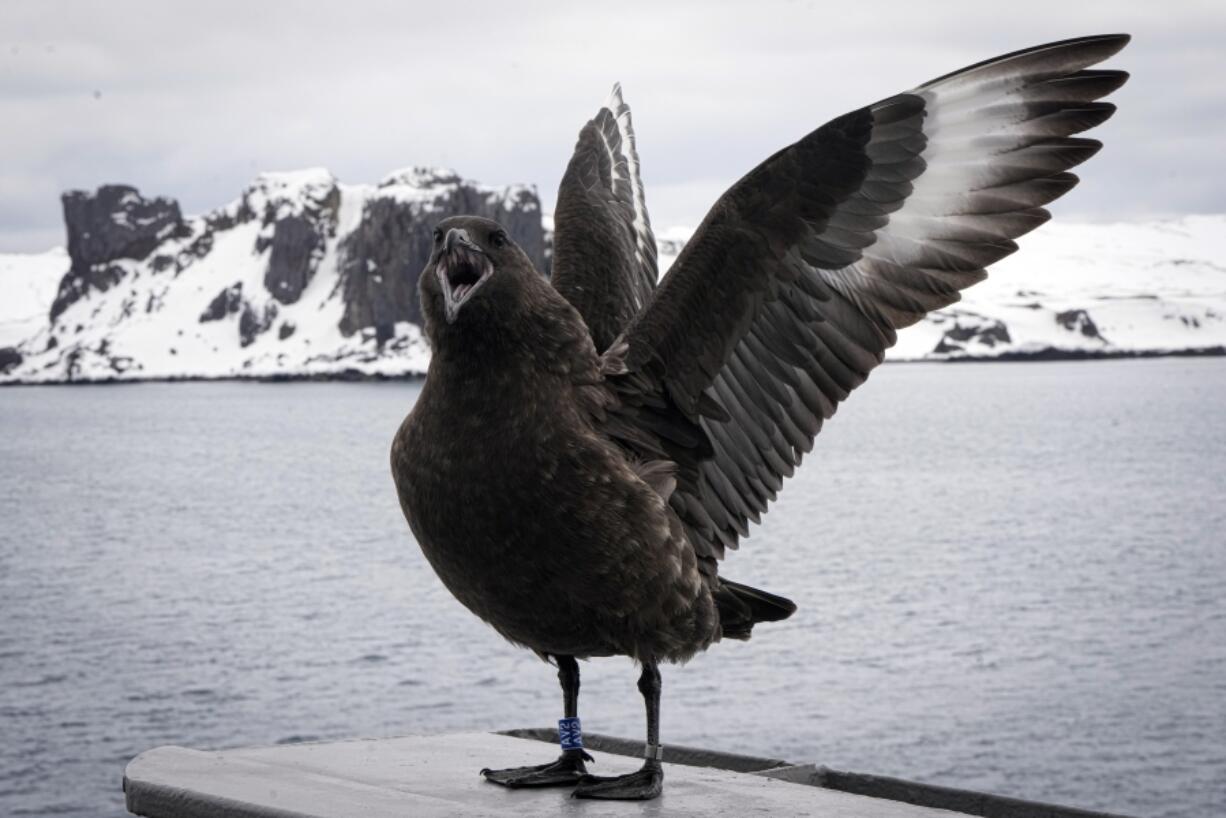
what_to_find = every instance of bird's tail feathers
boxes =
[715,578,796,640]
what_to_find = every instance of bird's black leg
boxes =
[480,655,593,788]
[572,661,664,800]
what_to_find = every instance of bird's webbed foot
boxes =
[480,748,593,788]
[572,760,663,800]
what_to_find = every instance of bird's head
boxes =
[419,216,541,339]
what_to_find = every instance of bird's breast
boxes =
[390,378,713,658]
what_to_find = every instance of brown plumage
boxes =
[391,34,1130,800]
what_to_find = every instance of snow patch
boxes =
[0,248,68,348]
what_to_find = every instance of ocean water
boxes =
[0,359,1223,817]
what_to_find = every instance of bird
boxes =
[390,34,1130,800]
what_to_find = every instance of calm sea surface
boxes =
[1,359,1223,817]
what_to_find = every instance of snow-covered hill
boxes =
[0,168,544,383]
[1,175,1223,384]
[888,215,1226,360]
[656,216,1226,361]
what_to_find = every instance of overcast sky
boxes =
[2,0,1223,252]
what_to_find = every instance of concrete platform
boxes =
[124,730,1135,818]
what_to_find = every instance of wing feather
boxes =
[600,34,1130,565]
[552,84,659,352]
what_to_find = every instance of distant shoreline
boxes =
[0,370,425,388]
[912,346,1226,364]
[3,346,1222,387]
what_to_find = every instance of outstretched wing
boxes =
[604,34,1130,568]
[551,84,659,352]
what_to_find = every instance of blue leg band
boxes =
[558,717,583,751]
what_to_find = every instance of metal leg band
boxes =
[644,742,664,761]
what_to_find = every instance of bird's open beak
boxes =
[437,229,494,324]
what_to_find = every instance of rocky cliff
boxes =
[0,168,545,382]
[52,185,188,321]
[335,168,546,339]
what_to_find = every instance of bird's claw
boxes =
[480,749,592,788]
[572,761,663,800]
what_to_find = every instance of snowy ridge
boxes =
[376,167,466,207]
[244,168,338,221]
[2,204,1223,384]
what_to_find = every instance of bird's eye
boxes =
[490,231,507,248]
[432,229,442,243]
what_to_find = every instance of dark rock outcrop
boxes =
[0,347,22,374]
[248,176,340,305]
[264,215,327,304]
[52,186,186,320]
[239,301,278,347]
[198,282,278,347]
[934,315,1012,354]
[1056,308,1107,341]
[337,168,546,338]
[200,283,244,322]
[49,264,127,321]
[336,196,431,339]
[62,185,183,268]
